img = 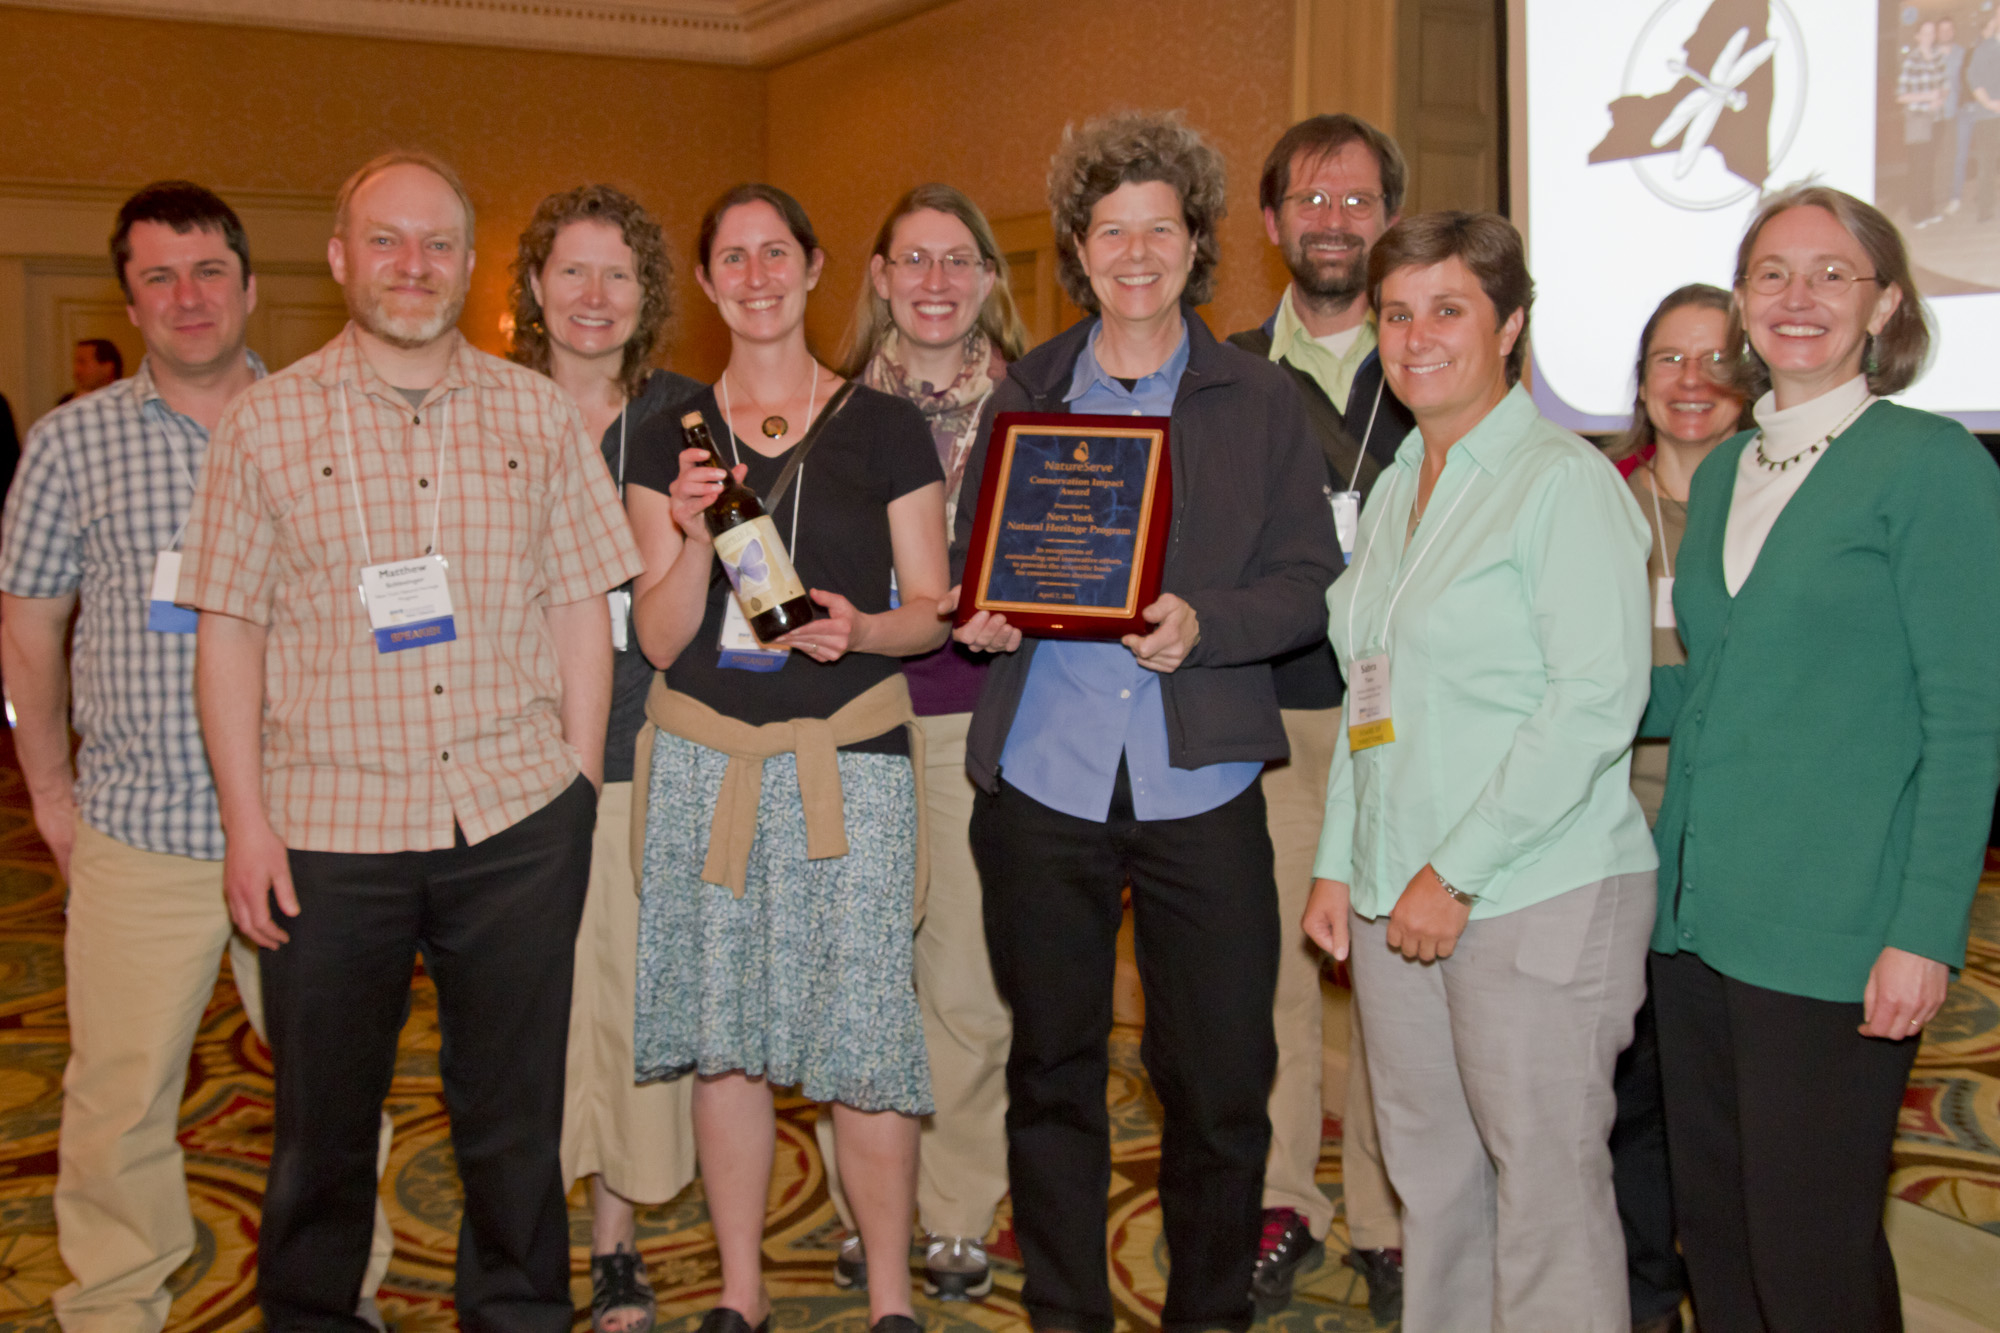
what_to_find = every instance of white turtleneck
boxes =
[1724,375,1876,594]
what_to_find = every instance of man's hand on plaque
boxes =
[1123,593,1199,673]
[946,587,1023,654]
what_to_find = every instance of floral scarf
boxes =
[862,327,1002,529]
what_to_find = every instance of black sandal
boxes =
[590,1245,657,1333]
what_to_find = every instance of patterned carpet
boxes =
[0,726,1393,1333]
[1893,851,2000,1240]
[2,709,1995,1330]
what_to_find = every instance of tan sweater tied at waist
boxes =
[632,672,928,919]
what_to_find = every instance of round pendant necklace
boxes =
[725,363,818,440]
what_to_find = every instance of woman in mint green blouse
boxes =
[1642,187,2000,1332]
[1301,214,1657,1332]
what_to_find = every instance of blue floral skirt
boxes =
[633,730,933,1115]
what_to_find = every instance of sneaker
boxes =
[1947,197,1963,215]
[833,1233,867,1290]
[923,1235,993,1300]
[1249,1207,1322,1315]
[1342,1246,1403,1324]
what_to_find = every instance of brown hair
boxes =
[1047,110,1227,313]
[1608,283,1753,461]
[696,183,819,275]
[1726,184,1929,397]
[837,183,1029,377]
[111,180,252,301]
[507,185,673,400]
[333,150,475,239]
[1367,211,1535,385]
[1257,113,1407,219]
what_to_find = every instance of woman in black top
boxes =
[623,185,947,1333]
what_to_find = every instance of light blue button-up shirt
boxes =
[997,319,1263,822]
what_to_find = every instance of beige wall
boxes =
[0,4,766,388]
[767,0,1301,358]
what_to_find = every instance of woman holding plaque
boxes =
[814,184,1028,1301]
[508,183,702,1333]
[1643,186,2000,1332]
[1298,212,1658,1333]
[622,183,949,1333]
[950,112,1339,1333]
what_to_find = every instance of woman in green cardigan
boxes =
[1645,184,2000,1332]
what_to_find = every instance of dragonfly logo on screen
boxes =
[1589,0,1808,211]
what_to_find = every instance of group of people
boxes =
[1896,9,2000,228]
[1,100,1995,1333]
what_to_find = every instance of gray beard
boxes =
[351,292,466,350]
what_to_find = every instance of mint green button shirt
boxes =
[1313,385,1660,918]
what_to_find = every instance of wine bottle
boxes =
[680,410,816,641]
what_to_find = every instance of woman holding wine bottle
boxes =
[621,183,949,1333]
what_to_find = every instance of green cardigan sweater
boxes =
[1643,401,2000,1003]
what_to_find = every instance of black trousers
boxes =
[971,770,1279,1333]
[258,778,597,1333]
[1650,950,1920,1333]
[1611,991,1688,1323]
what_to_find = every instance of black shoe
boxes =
[695,1310,769,1333]
[1342,1246,1403,1324]
[870,1318,922,1333]
[833,1233,867,1290]
[1249,1207,1323,1315]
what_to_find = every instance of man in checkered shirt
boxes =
[181,152,641,1332]
[0,181,393,1333]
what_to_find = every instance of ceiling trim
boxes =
[3,0,953,65]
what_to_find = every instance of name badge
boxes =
[608,588,632,652]
[359,556,457,653]
[1347,653,1395,751]
[1653,575,1676,630]
[148,551,197,634]
[717,594,788,672]
[1330,490,1362,561]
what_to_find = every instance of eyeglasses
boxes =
[1742,262,1883,296]
[885,250,987,276]
[1281,189,1383,219]
[1646,349,1732,373]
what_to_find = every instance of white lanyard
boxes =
[339,383,450,564]
[162,420,199,552]
[1358,374,1386,458]
[1345,463,1476,656]
[717,373,811,559]
[1646,462,1672,580]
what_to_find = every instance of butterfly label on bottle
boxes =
[714,516,805,618]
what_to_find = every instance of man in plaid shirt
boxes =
[181,152,641,1332]
[0,182,391,1333]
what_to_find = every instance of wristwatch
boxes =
[1434,869,1476,907]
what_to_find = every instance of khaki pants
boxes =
[820,710,1010,1240]
[1351,874,1655,1333]
[562,779,697,1204]
[1260,708,1400,1248]
[53,823,392,1333]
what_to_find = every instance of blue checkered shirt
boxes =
[0,354,265,859]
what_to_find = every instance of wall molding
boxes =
[5,0,954,65]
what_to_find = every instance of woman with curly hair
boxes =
[508,183,702,1333]
[951,112,1339,1333]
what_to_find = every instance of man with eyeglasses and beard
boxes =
[181,151,641,1332]
[1227,113,1416,1325]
